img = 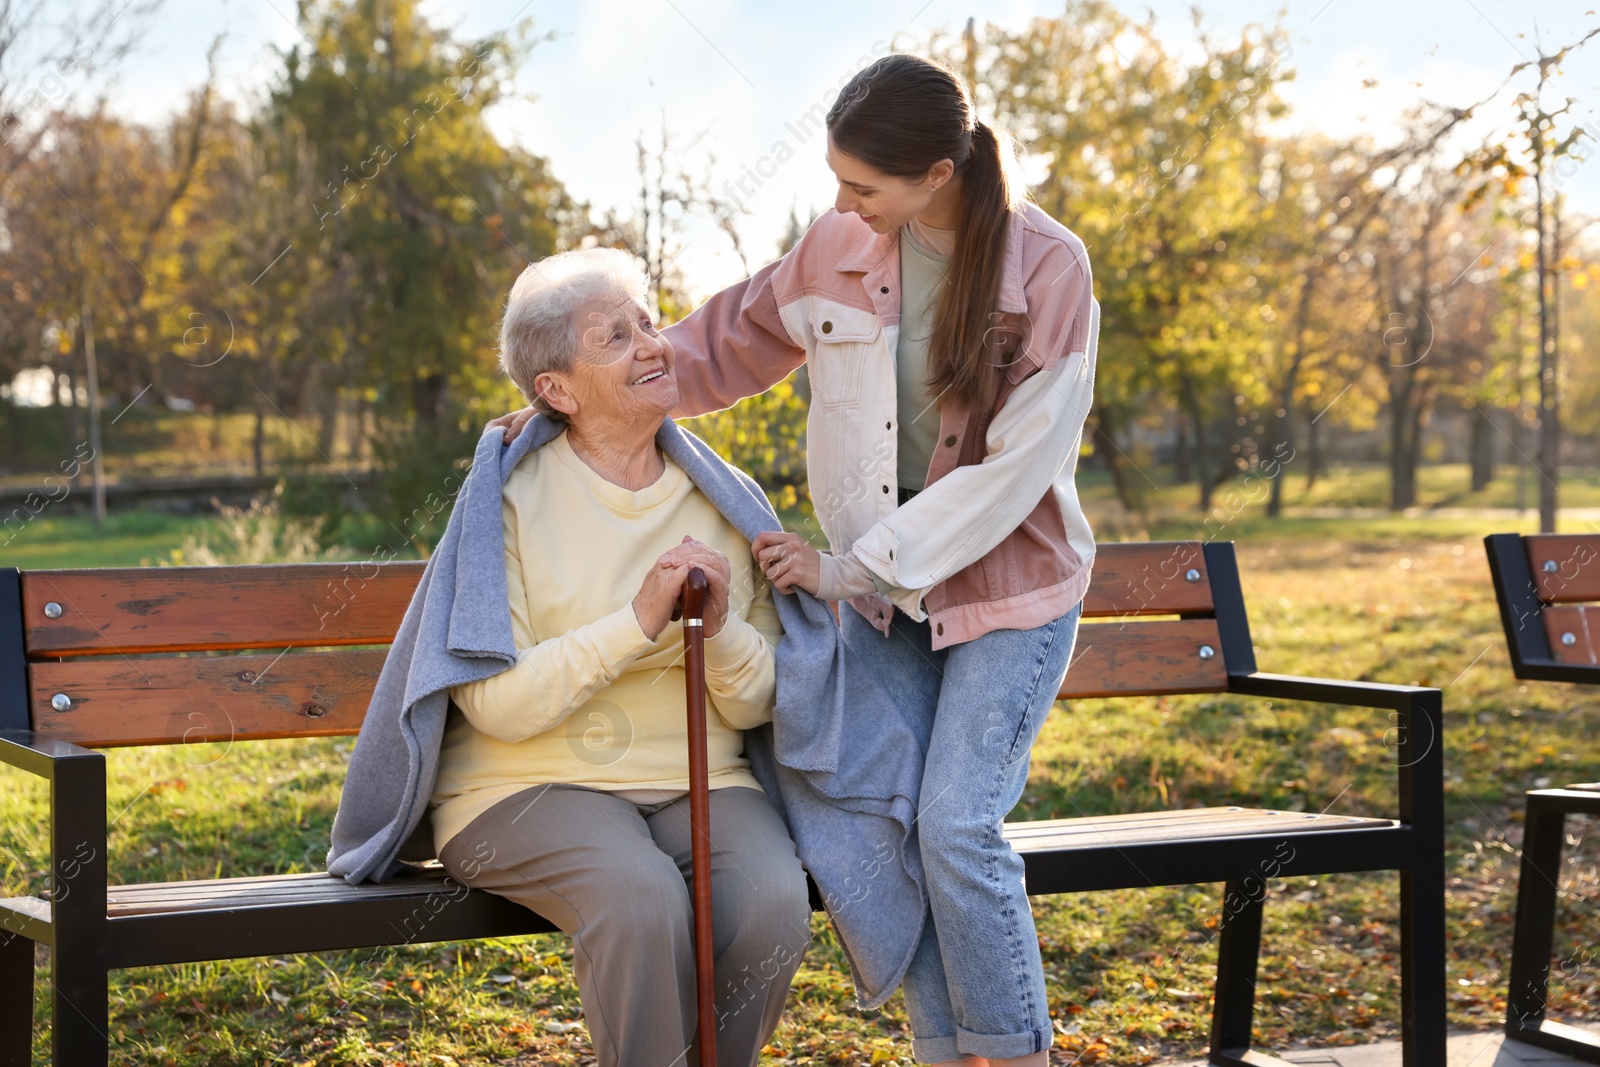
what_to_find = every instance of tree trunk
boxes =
[1470,407,1495,492]
[81,303,106,526]
[315,373,338,462]
[346,389,365,470]
[65,371,84,451]
[1091,411,1136,513]
[1389,369,1417,511]
[1305,412,1322,490]
[412,371,446,434]
[1265,403,1290,518]
[1180,376,1212,512]
[1173,413,1191,484]
[1535,133,1557,532]
[1389,396,1428,511]
[1268,277,1317,518]
[253,399,267,477]
[1408,403,1427,506]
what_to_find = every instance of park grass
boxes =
[1072,462,1600,514]
[0,511,226,570]
[2,512,1598,1065]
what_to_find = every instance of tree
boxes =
[1,64,216,521]
[264,0,574,545]
[959,6,1293,511]
[0,0,165,415]
[1364,153,1477,511]
[1254,101,1485,516]
[602,117,810,506]
[1461,25,1600,530]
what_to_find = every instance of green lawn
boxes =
[2,508,1597,1065]
[1,511,221,569]
[1074,462,1600,515]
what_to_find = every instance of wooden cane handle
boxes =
[677,565,707,623]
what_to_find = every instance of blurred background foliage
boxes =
[1,0,1596,551]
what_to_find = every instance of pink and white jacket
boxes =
[663,202,1099,650]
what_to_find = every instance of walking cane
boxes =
[674,566,718,1067]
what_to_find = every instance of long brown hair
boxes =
[826,53,1024,411]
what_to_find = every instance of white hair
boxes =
[498,247,650,415]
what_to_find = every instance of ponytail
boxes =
[828,55,1025,412]
[929,119,1022,411]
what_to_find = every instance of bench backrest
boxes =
[1484,532,1600,683]
[1,541,1257,749]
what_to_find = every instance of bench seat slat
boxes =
[12,807,1389,919]
[1002,806,1387,839]
[1002,807,1273,836]
[0,895,52,924]
[29,649,384,746]
[107,875,469,914]
[1005,812,1391,848]
[0,894,53,943]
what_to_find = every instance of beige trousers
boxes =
[437,784,811,1067]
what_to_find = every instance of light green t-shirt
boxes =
[896,219,953,491]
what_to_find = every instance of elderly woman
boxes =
[429,247,810,1067]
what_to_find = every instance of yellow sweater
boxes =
[430,429,783,855]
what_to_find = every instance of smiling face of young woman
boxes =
[825,133,957,234]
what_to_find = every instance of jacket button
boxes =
[888,550,894,561]
[944,434,958,447]
[881,485,889,494]
[1002,350,1015,364]
[886,421,892,430]
[936,623,944,636]
[880,286,889,294]
[821,320,833,334]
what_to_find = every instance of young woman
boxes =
[494,53,1098,1067]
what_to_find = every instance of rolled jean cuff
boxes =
[958,1024,1052,1061]
[910,1033,960,1064]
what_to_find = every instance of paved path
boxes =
[1278,506,1600,522]
[1146,1028,1599,1066]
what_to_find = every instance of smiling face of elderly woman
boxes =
[539,292,678,425]
[498,248,678,434]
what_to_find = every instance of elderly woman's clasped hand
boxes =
[633,535,733,640]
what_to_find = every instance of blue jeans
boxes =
[840,601,1082,1063]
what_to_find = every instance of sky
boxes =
[29,0,1600,299]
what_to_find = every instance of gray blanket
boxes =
[325,415,927,1008]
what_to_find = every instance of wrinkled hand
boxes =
[656,536,732,638]
[487,405,540,443]
[632,559,694,642]
[751,531,820,596]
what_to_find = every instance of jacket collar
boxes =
[835,207,1029,314]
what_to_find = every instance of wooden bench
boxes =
[1484,532,1600,1064]
[0,540,1445,1066]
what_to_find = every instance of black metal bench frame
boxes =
[1485,532,1600,1064]
[0,543,1447,1067]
